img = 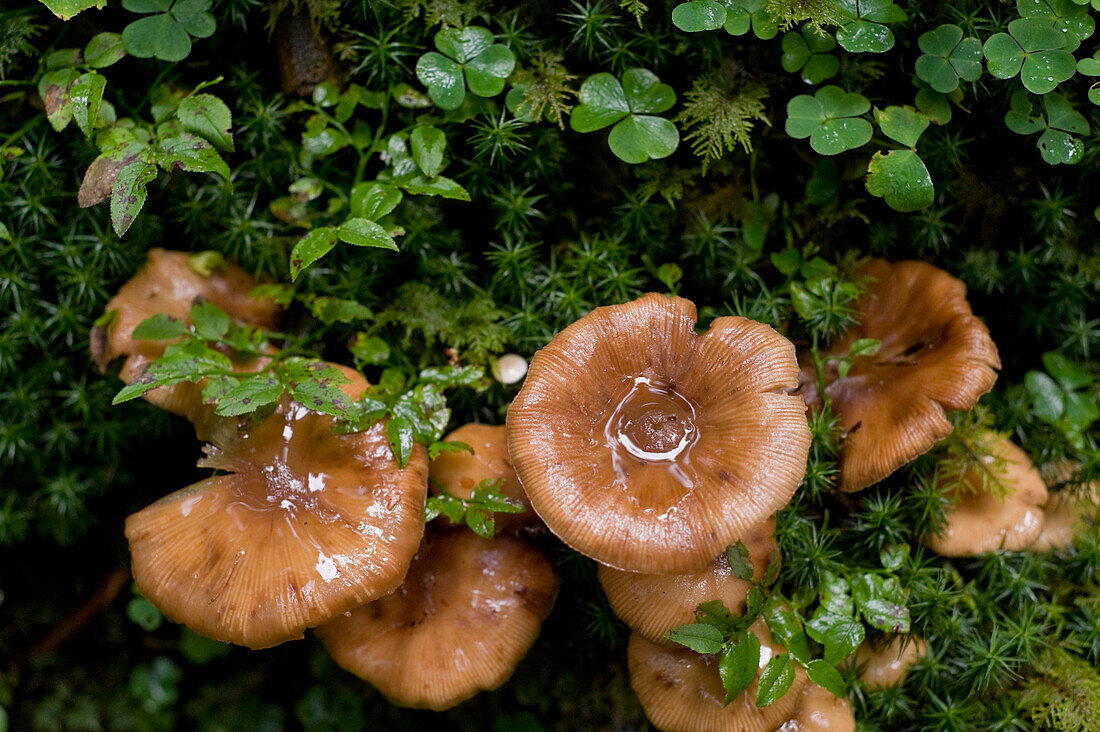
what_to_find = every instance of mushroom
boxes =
[508,293,810,574]
[599,517,778,645]
[778,682,856,732]
[124,365,429,649]
[1032,463,1097,552]
[429,423,536,530]
[628,620,808,732]
[849,636,926,689]
[316,528,559,711]
[91,248,281,429]
[924,433,1047,556]
[798,260,1000,492]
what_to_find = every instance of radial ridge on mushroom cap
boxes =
[91,248,282,429]
[125,367,428,649]
[430,423,536,530]
[628,620,807,732]
[316,529,560,711]
[599,517,778,645]
[799,260,1001,493]
[507,292,811,574]
[924,433,1047,556]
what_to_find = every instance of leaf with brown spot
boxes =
[79,144,146,208]
[110,157,158,237]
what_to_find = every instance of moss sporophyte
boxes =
[5,0,1100,729]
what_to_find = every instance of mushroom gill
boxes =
[125,368,428,649]
[508,293,810,574]
[799,260,1001,493]
[316,529,559,711]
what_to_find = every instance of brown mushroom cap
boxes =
[508,293,810,574]
[429,423,536,530]
[91,248,281,427]
[778,682,856,732]
[924,433,1047,556]
[316,529,560,711]
[599,517,778,645]
[628,620,808,732]
[850,636,926,689]
[125,369,428,649]
[1032,463,1098,552]
[799,260,1001,492]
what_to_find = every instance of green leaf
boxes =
[122,14,192,62]
[190,301,230,340]
[764,599,812,663]
[110,158,158,237]
[719,632,761,703]
[281,360,354,417]
[727,541,755,581]
[672,0,727,32]
[350,182,402,220]
[608,115,679,164]
[571,73,631,132]
[1044,92,1090,133]
[171,0,215,38]
[416,52,465,110]
[464,45,515,97]
[305,296,372,324]
[435,26,494,63]
[337,218,398,250]
[403,174,471,201]
[916,88,952,124]
[38,0,106,20]
[1005,91,1046,134]
[214,373,283,416]
[39,68,80,132]
[756,654,795,707]
[1026,371,1065,420]
[132,313,187,340]
[849,337,882,358]
[127,596,163,631]
[1038,129,1084,164]
[822,616,864,664]
[805,660,846,697]
[123,0,171,11]
[874,106,930,147]
[865,150,934,212]
[69,72,106,138]
[84,32,126,68]
[983,33,1026,80]
[177,94,233,152]
[410,126,446,177]
[156,133,230,179]
[387,415,416,468]
[1042,352,1093,389]
[289,227,338,281]
[786,87,872,155]
[621,68,676,114]
[667,623,725,654]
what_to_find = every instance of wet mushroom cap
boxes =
[778,682,856,732]
[125,368,428,649]
[430,423,536,530]
[850,636,926,689]
[799,260,1000,492]
[924,433,1047,556]
[508,293,810,574]
[599,517,778,645]
[316,529,559,711]
[1031,463,1097,552]
[628,620,807,732]
[91,248,282,425]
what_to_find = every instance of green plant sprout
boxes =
[425,478,526,537]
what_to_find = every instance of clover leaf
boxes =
[875,105,930,147]
[721,0,778,39]
[865,150,933,212]
[37,0,106,20]
[983,18,1076,94]
[415,26,515,111]
[1005,90,1090,164]
[833,0,907,54]
[671,0,727,32]
[914,24,983,93]
[781,24,839,85]
[121,0,215,63]
[570,68,679,164]
[1017,0,1094,52]
[1079,51,1100,104]
[785,86,872,155]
